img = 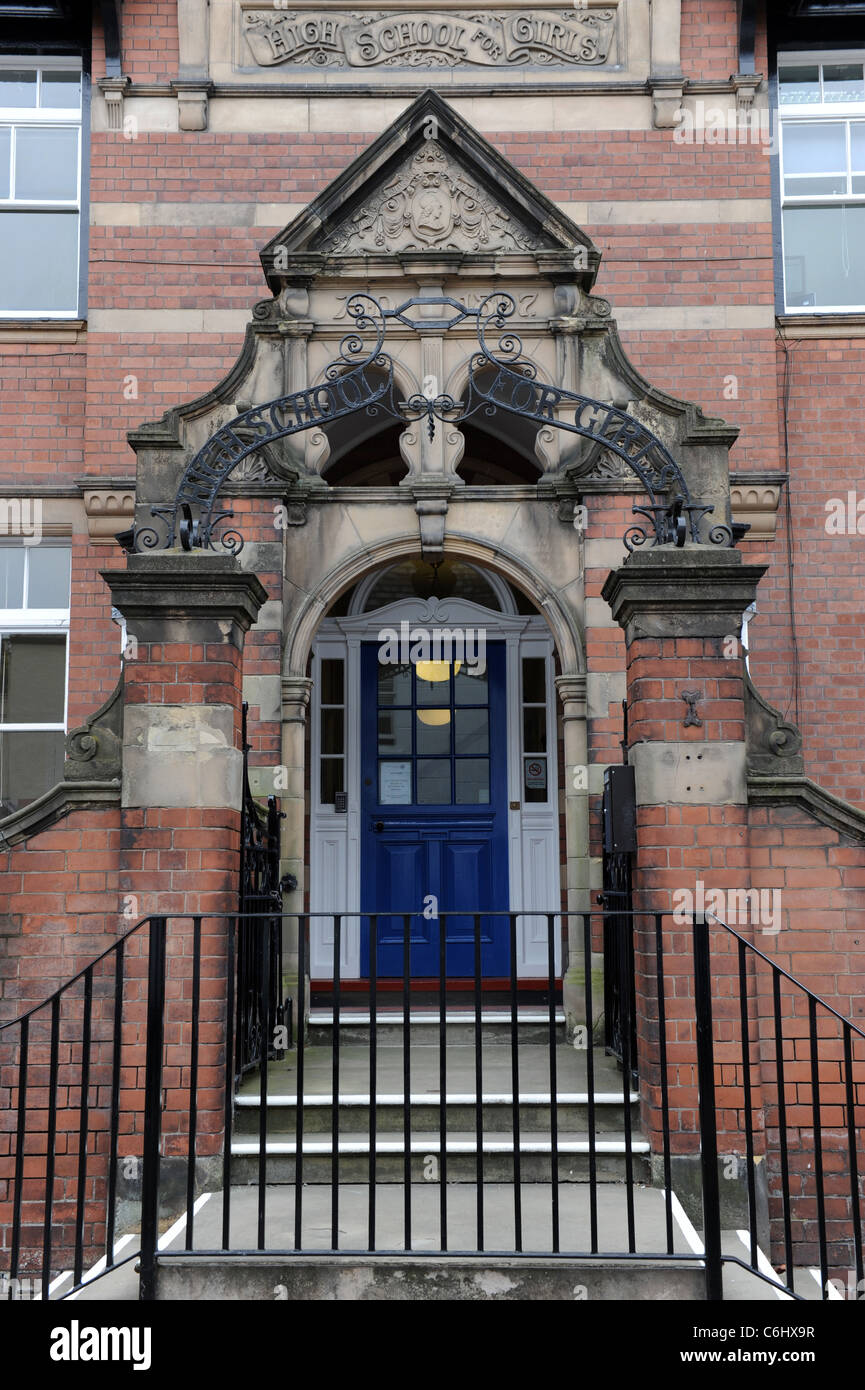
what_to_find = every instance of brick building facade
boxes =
[0,0,863,1300]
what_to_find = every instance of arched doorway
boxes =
[307,557,561,982]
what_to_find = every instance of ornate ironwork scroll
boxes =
[136,291,733,556]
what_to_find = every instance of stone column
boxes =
[280,675,313,1031]
[105,552,267,1194]
[602,546,769,1233]
[556,674,593,1037]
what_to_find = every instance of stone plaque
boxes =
[241,8,618,71]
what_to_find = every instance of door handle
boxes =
[373,821,384,833]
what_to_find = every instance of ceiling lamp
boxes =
[415,659,461,683]
[417,709,451,726]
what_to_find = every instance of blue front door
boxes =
[360,640,510,977]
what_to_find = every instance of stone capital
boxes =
[103,552,268,643]
[281,676,313,723]
[555,673,587,717]
[601,547,767,642]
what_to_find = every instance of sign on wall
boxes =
[240,8,619,72]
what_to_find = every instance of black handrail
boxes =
[2,906,862,1301]
[693,911,865,1301]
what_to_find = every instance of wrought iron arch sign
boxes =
[136,294,733,556]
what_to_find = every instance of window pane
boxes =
[416,664,451,705]
[0,128,10,199]
[416,709,450,755]
[523,706,547,753]
[15,127,79,200]
[851,124,865,171]
[823,64,865,103]
[0,211,79,312]
[778,65,820,105]
[454,662,488,704]
[378,708,411,755]
[321,708,344,756]
[320,657,343,705]
[784,205,865,308]
[455,759,489,805]
[320,757,343,804]
[27,546,70,607]
[455,707,488,755]
[41,71,82,110]
[417,759,451,804]
[0,634,66,723]
[522,657,546,704]
[0,71,37,108]
[784,174,847,196]
[783,122,846,175]
[0,548,25,607]
[0,729,65,814]
[377,662,411,706]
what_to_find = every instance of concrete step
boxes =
[234,1091,641,1136]
[308,1007,566,1047]
[229,1133,651,1184]
[155,1253,704,1301]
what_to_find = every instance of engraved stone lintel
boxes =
[241,9,619,72]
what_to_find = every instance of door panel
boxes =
[360,640,509,977]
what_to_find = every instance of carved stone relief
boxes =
[321,141,544,254]
[241,8,618,70]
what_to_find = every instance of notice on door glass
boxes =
[524,757,547,791]
[379,760,412,804]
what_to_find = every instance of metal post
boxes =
[692,913,723,1301]
[140,916,167,1301]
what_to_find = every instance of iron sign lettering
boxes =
[241,9,617,70]
[138,292,731,559]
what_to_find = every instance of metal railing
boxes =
[1,908,863,1301]
[694,913,865,1301]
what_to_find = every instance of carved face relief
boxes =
[411,185,453,244]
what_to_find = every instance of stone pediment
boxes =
[320,139,541,255]
[259,90,598,286]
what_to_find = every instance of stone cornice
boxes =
[103,553,269,632]
[747,775,865,843]
[0,780,121,849]
[601,548,768,641]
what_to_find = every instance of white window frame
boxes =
[0,544,70,812]
[0,55,83,319]
[778,49,865,313]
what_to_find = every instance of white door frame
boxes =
[309,594,560,978]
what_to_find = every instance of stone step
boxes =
[234,1091,641,1135]
[229,1133,651,1184]
[155,1254,704,1301]
[308,1007,567,1047]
